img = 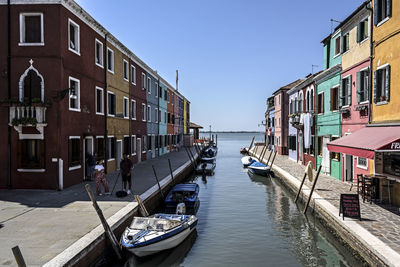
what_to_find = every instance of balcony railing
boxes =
[9,106,47,126]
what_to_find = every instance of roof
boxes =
[171,183,198,192]
[190,122,203,129]
[273,79,304,95]
[327,126,400,159]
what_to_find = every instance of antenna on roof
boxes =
[330,19,342,33]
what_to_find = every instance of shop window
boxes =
[68,137,81,167]
[20,13,43,45]
[374,65,390,103]
[383,153,400,177]
[18,139,45,169]
[330,137,340,160]
[357,157,368,169]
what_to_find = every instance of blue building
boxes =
[146,72,159,159]
[158,79,168,156]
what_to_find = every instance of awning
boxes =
[327,126,400,159]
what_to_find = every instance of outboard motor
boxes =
[176,202,186,215]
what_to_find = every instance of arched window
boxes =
[306,91,310,112]
[19,60,44,103]
[310,88,314,112]
[298,92,303,113]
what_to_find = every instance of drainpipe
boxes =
[367,3,373,124]
[104,33,108,173]
[7,0,12,189]
[157,77,160,156]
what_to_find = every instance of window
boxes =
[330,86,339,111]
[142,136,147,152]
[298,92,303,113]
[123,60,129,81]
[147,105,151,122]
[69,77,80,111]
[131,100,136,120]
[164,90,168,101]
[159,109,162,124]
[68,19,80,55]
[164,111,167,123]
[123,136,130,155]
[147,77,151,94]
[68,137,81,168]
[357,69,369,103]
[107,48,114,73]
[317,93,324,114]
[374,0,391,25]
[123,97,129,118]
[19,13,44,45]
[334,36,341,56]
[288,135,296,151]
[148,135,152,151]
[357,157,368,169]
[357,18,369,43]
[317,136,323,156]
[107,137,115,160]
[172,114,175,125]
[306,89,314,112]
[340,76,352,107]
[142,73,146,90]
[305,135,315,155]
[131,136,136,155]
[155,108,158,123]
[342,33,349,53]
[95,87,104,115]
[96,137,104,159]
[168,113,171,123]
[131,65,136,85]
[155,82,158,97]
[107,91,116,116]
[330,137,340,161]
[142,103,146,121]
[95,39,103,67]
[383,152,400,176]
[374,64,390,103]
[18,139,45,169]
[159,86,163,99]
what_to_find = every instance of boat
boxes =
[165,183,200,212]
[203,146,217,157]
[240,147,249,154]
[241,156,257,167]
[120,213,198,257]
[200,157,216,164]
[195,162,216,175]
[247,161,270,176]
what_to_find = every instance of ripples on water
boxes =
[109,133,362,267]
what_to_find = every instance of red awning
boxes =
[327,126,400,159]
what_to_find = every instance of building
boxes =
[158,80,168,156]
[265,96,275,151]
[0,0,190,189]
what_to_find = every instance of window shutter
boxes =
[366,68,370,101]
[373,70,377,103]
[385,65,391,102]
[357,22,361,43]
[356,71,361,103]
[387,0,392,18]
[339,80,343,107]
[374,0,379,25]
[348,75,352,106]
[330,88,334,111]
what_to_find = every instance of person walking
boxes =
[120,154,133,194]
[86,152,96,180]
[95,160,110,196]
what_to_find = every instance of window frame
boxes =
[131,99,136,120]
[19,12,44,46]
[123,59,129,82]
[68,76,81,112]
[95,38,104,68]
[131,65,136,85]
[68,18,80,56]
[317,92,324,114]
[147,77,151,94]
[142,103,146,122]
[147,105,151,122]
[356,156,368,170]
[68,136,81,170]
[123,96,129,119]
[131,135,136,156]
[95,86,104,115]
[107,91,116,117]
[107,47,114,74]
[334,35,341,57]
[142,73,146,90]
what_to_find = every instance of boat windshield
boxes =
[130,217,182,231]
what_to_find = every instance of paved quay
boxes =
[0,147,197,267]
[251,145,400,267]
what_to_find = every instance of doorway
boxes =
[84,137,93,180]
[298,132,303,163]
[116,140,122,170]
[322,137,330,174]
[137,138,141,163]
[345,154,353,181]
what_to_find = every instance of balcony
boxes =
[9,105,47,139]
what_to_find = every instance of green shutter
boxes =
[348,75,352,106]
[339,80,343,107]
[356,71,361,103]
[366,68,370,101]
[364,20,369,38]
[374,0,379,25]
[357,22,361,43]
[387,0,392,18]
[385,65,391,102]
[373,70,377,103]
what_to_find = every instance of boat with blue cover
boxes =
[247,161,270,176]
[241,156,257,167]
[120,213,198,257]
[165,183,200,212]
[195,162,216,175]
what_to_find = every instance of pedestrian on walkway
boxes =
[86,152,96,180]
[95,160,110,196]
[120,154,133,194]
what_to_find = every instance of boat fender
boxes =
[176,202,186,215]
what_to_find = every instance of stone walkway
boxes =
[252,145,400,257]
[0,147,197,267]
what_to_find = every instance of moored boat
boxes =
[165,183,200,211]
[240,147,249,154]
[120,214,198,257]
[241,156,257,167]
[200,157,216,164]
[195,162,216,175]
[247,161,270,176]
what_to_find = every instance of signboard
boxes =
[339,194,361,220]
[378,138,400,151]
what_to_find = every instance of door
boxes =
[298,132,303,162]
[152,135,156,158]
[137,138,141,163]
[84,137,93,179]
[116,140,122,170]
[322,137,330,174]
[345,155,353,181]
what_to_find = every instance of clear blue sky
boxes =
[76,0,364,131]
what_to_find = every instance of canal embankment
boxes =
[0,147,198,267]
[250,145,400,267]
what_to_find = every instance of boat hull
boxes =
[241,156,257,167]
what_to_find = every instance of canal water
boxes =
[111,132,363,267]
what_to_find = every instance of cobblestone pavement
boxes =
[252,145,400,254]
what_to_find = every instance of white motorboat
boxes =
[120,213,198,257]
[247,161,270,176]
[241,156,257,167]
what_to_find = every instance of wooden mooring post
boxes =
[303,165,322,214]
[168,159,174,182]
[258,145,266,161]
[188,147,197,167]
[185,147,196,170]
[134,195,149,217]
[248,136,255,152]
[85,184,122,260]
[260,144,268,161]
[265,150,273,165]
[269,151,278,168]
[152,165,164,199]
[12,246,26,267]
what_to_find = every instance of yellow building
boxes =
[105,38,131,172]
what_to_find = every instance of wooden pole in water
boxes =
[11,246,26,267]
[134,195,149,217]
[188,147,197,167]
[269,151,278,168]
[258,144,266,161]
[85,184,122,260]
[261,144,268,160]
[254,143,259,156]
[265,150,273,165]
[152,165,164,199]
[294,173,308,203]
[168,159,174,182]
[248,136,255,151]
[185,147,196,170]
[303,165,322,214]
